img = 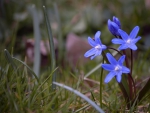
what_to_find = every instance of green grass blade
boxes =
[54,3,63,63]
[138,77,150,102]
[43,6,56,90]
[53,82,105,113]
[74,104,90,113]
[37,67,58,91]
[27,5,41,77]
[4,49,17,70]
[12,57,39,83]
[100,58,104,108]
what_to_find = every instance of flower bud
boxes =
[108,16,121,36]
[113,16,121,28]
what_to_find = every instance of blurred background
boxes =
[0,0,150,72]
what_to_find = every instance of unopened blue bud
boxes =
[108,19,120,36]
[113,16,121,28]
[108,16,121,36]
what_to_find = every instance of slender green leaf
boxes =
[138,77,150,102]
[27,5,42,76]
[54,3,63,63]
[43,6,56,90]
[4,49,17,70]
[53,82,105,113]
[12,57,39,83]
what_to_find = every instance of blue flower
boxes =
[84,31,107,60]
[102,53,130,83]
[108,16,121,36]
[112,26,141,50]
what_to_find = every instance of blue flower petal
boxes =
[113,16,116,22]
[110,22,120,35]
[112,38,124,44]
[122,66,130,73]
[116,71,122,82]
[102,64,114,71]
[91,51,99,60]
[118,55,125,65]
[108,19,111,27]
[90,50,100,60]
[118,44,128,50]
[102,45,107,50]
[106,53,118,65]
[129,44,137,50]
[113,16,121,28]
[88,37,97,47]
[97,49,102,56]
[104,71,116,83]
[90,55,95,60]
[132,36,141,43]
[118,29,128,41]
[129,26,139,39]
[84,48,96,57]
[95,31,102,44]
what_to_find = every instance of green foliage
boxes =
[0,0,150,112]
[0,49,150,112]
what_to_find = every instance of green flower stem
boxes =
[107,46,123,56]
[122,50,133,100]
[102,51,109,63]
[100,57,104,108]
[130,49,136,97]
[130,50,133,76]
[118,81,130,108]
[118,36,134,107]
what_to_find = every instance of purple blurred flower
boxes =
[108,16,121,36]
[84,31,107,60]
[112,26,141,50]
[102,53,130,83]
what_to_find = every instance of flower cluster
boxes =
[84,16,141,83]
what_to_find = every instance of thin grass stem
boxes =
[54,3,63,63]
[53,82,105,113]
[43,6,56,90]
